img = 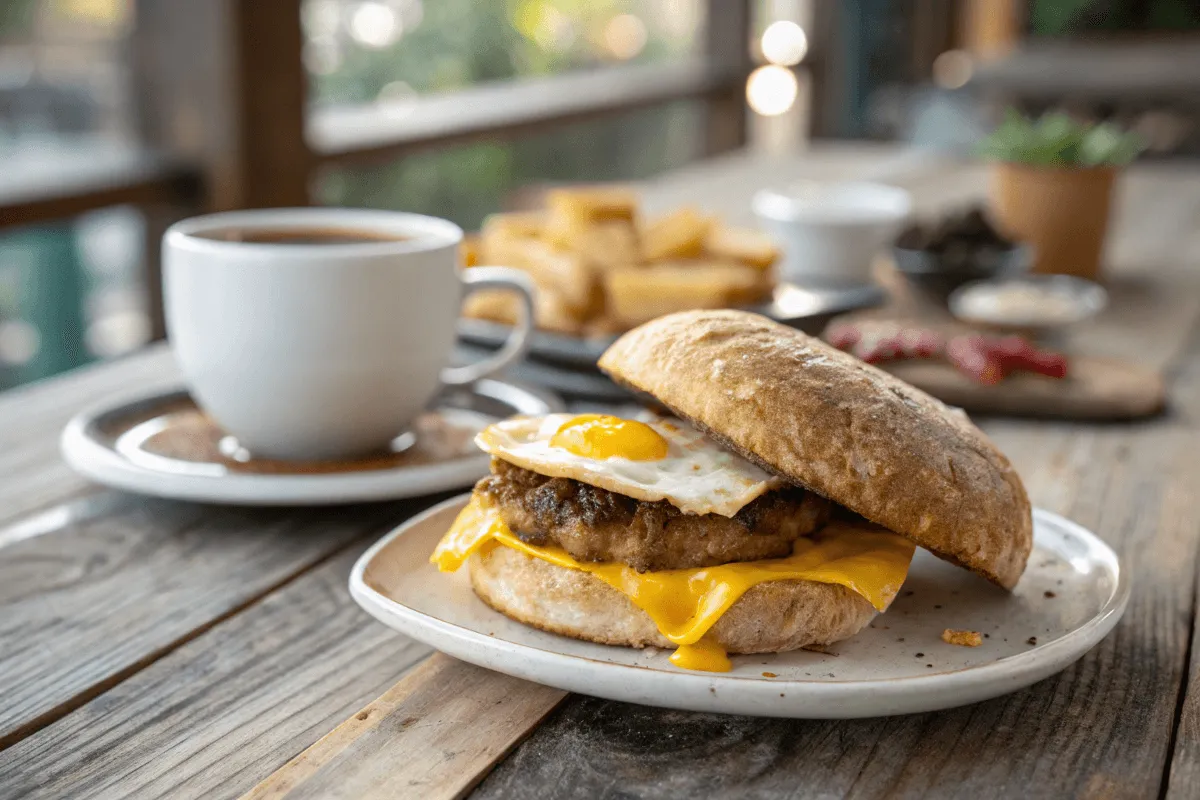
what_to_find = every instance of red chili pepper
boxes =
[825,324,860,350]
[976,336,1069,379]
[986,335,1032,359]
[1007,349,1069,379]
[947,336,1005,385]
[825,323,1067,384]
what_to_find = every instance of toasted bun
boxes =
[468,543,876,654]
[598,310,1032,589]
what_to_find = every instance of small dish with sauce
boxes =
[948,275,1108,333]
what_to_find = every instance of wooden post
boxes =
[702,0,751,155]
[230,0,312,208]
[133,0,311,211]
[806,0,840,139]
[959,0,1024,61]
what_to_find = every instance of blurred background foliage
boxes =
[305,0,704,229]
[306,0,700,104]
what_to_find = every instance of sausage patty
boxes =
[476,458,832,571]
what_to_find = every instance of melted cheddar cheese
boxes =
[432,497,914,672]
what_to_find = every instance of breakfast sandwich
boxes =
[432,310,1033,671]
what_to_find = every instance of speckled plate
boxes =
[351,495,1128,718]
[61,381,562,506]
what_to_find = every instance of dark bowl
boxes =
[892,242,1032,306]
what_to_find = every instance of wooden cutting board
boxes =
[828,285,1167,420]
[882,356,1165,419]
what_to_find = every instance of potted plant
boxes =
[981,110,1142,280]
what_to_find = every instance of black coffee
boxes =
[193,227,410,245]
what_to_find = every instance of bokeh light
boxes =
[604,14,648,60]
[304,35,343,75]
[760,20,807,66]
[376,80,418,117]
[932,50,973,89]
[86,313,149,359]
[0,321,40,367]
[302,0,341,37]
[652,0,702,40]
[349,1,402,49]
[746,65,798,116]
[513,1,576,53]
[398,0,424,31]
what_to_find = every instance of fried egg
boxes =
[475,413,784,517]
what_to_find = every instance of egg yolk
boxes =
[549,414,668,461]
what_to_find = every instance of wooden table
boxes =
[4,145,1200,800]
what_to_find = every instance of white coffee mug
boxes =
[163,208,534,461]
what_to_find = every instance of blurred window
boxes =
[0,0,135,143]
[318,100,703,228]
[0,207,147,392]
[0,0,148,390]
[303,0,705,109]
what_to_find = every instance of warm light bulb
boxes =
[746,65,798,117]
[760,20,807,66]
[604,14,648,60]
[349,1,401,49]
[932,50,974,90]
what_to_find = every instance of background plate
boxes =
[351,495,1128,718]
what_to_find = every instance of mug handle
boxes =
[441,266,536,386]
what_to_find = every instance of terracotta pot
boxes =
[990,162,1117,280]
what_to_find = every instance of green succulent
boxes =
[980,109,1143,167]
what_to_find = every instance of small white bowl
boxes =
[949,275,1108,333]
[753,181,913,285]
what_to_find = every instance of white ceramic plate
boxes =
[351,495,1128,718]
[61,381,562,506]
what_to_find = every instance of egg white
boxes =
[475,413,784,517]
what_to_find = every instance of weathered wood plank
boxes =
[0,346,177,526]
[0,544,433,800]
[0,491,426,750]
[473,318,1200,799]
[1168,579,1200,798]
[1164,272,1200,797]
[243,654,566,800]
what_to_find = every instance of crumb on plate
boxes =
[941,629,983,647]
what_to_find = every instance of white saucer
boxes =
[351,495,1128,718]
[61,381,562,506]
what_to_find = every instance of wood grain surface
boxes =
[0,543,434,800]
[1168,555,1200,800]
[0,494,425,749]
[243,654,566,800]
[3,148,1200,800]
[0,347,177,527]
